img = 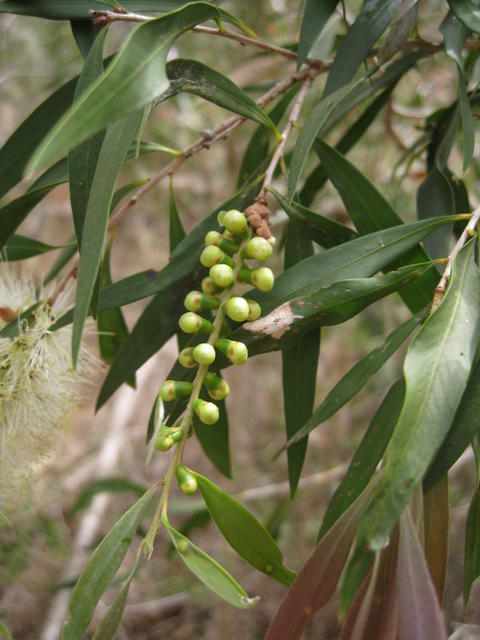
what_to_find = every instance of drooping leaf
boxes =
[68,28,107,244]
[71,20,101,59]
[342,240,480,610]
[193,472,296,585]
[0,185,58,248]
[318,379,406,540]
[162,514,259,609]
[313,139,439,312]
[417,166,454,260]
[169,178,186,252]
[67,477,146,521]
[271,187,357,248]
[323,0,402,97]
[448,0,480,34]
[92,571,133,640]
[423,475,449,603]
[0,235,67,261]
[282,220,320,497]
[27,4,221,173]
[72,110,142,365]
[297,0,339,69]
[377,0,418,65]
[286,317,417,450]
[395,509,447,640]
[0,1,204,19]
[193,393,231,478]
[160,59,279,137]
[62,487,157,640]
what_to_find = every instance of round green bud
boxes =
[176,465,198,494]
[223,210,248,234]
[201,276,221,296]
[192,343,216,365]
[155,434,174,452]
[246,236,273,261]
[215,338,248,365]
[193,398,220,425]
[184,290,220,312]
[205,230,222,246]
[200,245,224,268]
[178,312,213,334]
[159,380,193,402]
[252,267,275,292]
[210,264,234,288]
[226,296,249,323]
[246,299,262,321]
[217,210,226,225]
[177,539,190,555]
[205,372,230,400]
[178,347,197,368]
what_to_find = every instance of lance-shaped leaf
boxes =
[265,489,371,640]
[297,0,339,69]
[282,221,320,497]
[323,0,402,97]
[27,3,221,173]
[0,185,58,248]
[62,487,156,640]
[319,379,405,540]
[160,59,279,137]
[92,572,133,640]
[169,178,185,252]
[284,317,417,451]
[417,166,454,260]
[313,139,438,312]
[162,515,259,609]
[423,475,449,602]
[240,264,428,356]
[342,240,480,611]
[1,235,67,261]
[377,0,418,65]
[395,509,447,640]
[193,472,296,585]
[271,187,356,248]
[448,0,480,34]
[72,110,142,365]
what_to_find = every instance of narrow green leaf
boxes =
[0,185,58,248]
[92,568,135,640]
[0,235,66,261]
[72,110,142,365]
[417,166,454,259]
[350,239,480,573]
[271,187,357,248]
[313,139,439,311]
[297,0,338,69]
[169,178,186,252]
[68,28,107,244]
[27,4,221,173]
[71,20,101,59]
[67,477,146,521]
[193,396,231,478]
[377,0,418,65]
[0,619,11,639]
[0,1,201,19]
[448,0,480,34]
[163,514,259,609]
[62,487,156,640]
[323,0,402,97]
[318,379,405,540]
[282,221,320,496]
[193,472,296,585]
[161,59,279,137]
[286,317,419,449]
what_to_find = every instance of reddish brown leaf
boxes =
[423,475,449,602]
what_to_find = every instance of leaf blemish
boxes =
[244,302,302,339]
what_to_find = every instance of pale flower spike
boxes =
[0,266,96,520]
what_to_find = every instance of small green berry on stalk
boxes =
[223,209,248,234]
[246,299,262,321]
[205,372,230,400]
[193,398,220,424]
[178,312,213,335]
[178,347,197,368]
[215,338,248,365]
[205,230,239,255]
[201,276,221,296]
[176,464,198,494]
[192,343,216,365]
[210,264,234,288]
[184,290,220,312]
[200,245,224,268]
[159,380,193,402]
[252,267,275,292]
[226,296,249,322]
[246,236,273,261]
[155,434,174,452]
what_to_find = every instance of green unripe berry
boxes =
[246,236,273,261]
[226,296,249,322]
[205,230,239,255]
[178,312,213,334]
[155,433,174,452]
[215,338,248,365]
[200,245,224,267]
[252,267,275,292]
[184,290,220,313]
[178,347,197,368]
[192,343,216,365]
[223,209,248,234]
[201,276,221,296]
[177,539,190,555]
[205,372,230,400]
[246,299,262,321]
[159,380,193,402]
[193,398,220,425]
[210,264,234,288]
[176,465,198,494]
[217,210,226,225]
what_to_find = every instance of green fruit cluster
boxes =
[155,209,275,494]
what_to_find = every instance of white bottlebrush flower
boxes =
[0,267,96,521]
